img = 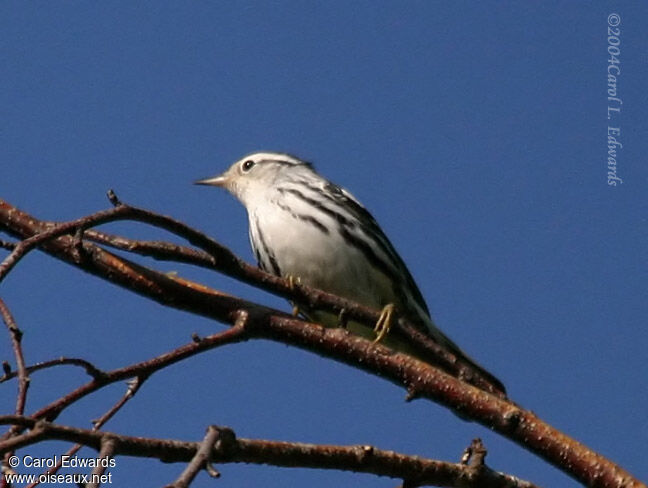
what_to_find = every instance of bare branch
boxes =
[38,195,504,395]
[1,357,104,384]
[0,297,30,473]
[25,379,145,487]
[166,425,223,488]
[0,204,132,282]
[18,320,248,427]
[0,198,643,488]
[86,436,117,488]
[0,299,29,416]
[91,377,144,429]
[0,416,539,488]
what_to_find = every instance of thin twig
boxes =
[0,299,29,416]
[166,425,223,488]
[25,378,145,488]
[92,376,145,429]
[0,297,30,473]
[86,436,117,488]
[1,317,248,438]
[0,356,104,384]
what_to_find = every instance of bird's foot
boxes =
[287,275,302,290]
[373,304,395,343]
[287,276,302,316]
[337,308,348,328]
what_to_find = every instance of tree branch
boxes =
[0,197,643,488]
[0,299,29,417]
[0,297,30,475]
[0,357,104,384]
[24,378,145,487]
[86,435,117,488]
[12,193,504,395]
[166,425,222,488]
[0,416,539,488]
[4,316,249,428]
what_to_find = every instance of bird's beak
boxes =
[194,174,227,187]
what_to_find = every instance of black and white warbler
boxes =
[196,152,503,394]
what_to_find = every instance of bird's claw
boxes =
[287,275,302,290]
[287,276,302,316]
[373,304,395,343]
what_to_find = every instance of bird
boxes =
[195,151,504,395]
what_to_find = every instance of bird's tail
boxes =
[422,320,506,397]
[302,305,506,396]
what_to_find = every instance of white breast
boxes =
[248,192,396,311]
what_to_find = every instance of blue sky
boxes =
[1,2,647,486]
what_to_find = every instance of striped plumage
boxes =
[196,152,503,393]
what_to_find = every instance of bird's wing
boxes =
[319,181,432,322]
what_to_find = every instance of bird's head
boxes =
[195,152,314,206]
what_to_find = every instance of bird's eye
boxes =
[241,160,255,172]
